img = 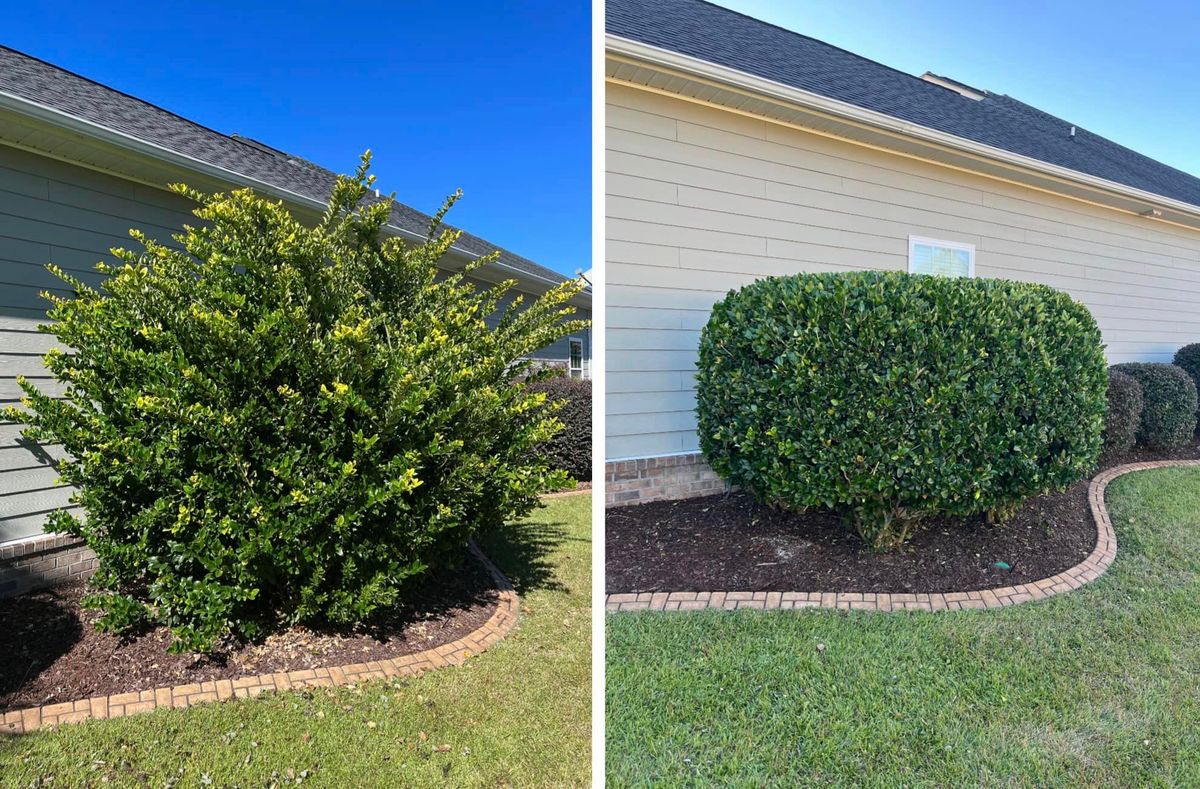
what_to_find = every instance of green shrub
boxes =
[1172,343,1200,404]
[1109,363,1197,450]
[1102,369,1143,459]
[696,270,1107,550]
[4,156,587,652]
[524,375,591,484]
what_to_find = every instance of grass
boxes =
[607,468,1200,787]
[0,493,591,788]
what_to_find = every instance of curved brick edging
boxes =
[1,542,518,736]
[606,460,1200,614]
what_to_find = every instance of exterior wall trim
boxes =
[606,35,1200,234]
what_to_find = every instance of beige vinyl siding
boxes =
[0,143,199,544]
[606,82,1200,461]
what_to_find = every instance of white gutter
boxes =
[0,89,575,291]
[607,35,1200,223]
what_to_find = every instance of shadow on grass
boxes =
[477,518,577,596]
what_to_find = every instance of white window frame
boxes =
[568,337,584,379]
[907,235,976,278]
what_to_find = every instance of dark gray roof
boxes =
[0,45,573,287]
[608,0,1200,209]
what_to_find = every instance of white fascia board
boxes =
[0,89,574,293]
[606,35,1200,225]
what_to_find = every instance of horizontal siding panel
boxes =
[0,485,74,520]
[606,84,1200,461]
[0,442,70,469]
[0,506,80,545]
[607,431,687,461]
[0,327,60,354]
[614,84,1200,256]
[607,370,690,394]
[1,464,63,493]
[609,390,697,416]
[606,306,691,330]
[0,377,66,401]
[608,327,700,352]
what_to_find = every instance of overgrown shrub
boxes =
[1109,362,1197,450]
[1102,369,1143,459]
[1172,343,1200,404]
[524,375,591,483]
[696,270,1107,551]
[4,156,587,652]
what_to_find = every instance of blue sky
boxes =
[5,2,591,276]
[718,1,1200,178]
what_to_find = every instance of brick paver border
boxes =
[2,543,518,736]
[606,460,1200,613]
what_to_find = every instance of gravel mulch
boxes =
[606,437,1200,595]
[1,553,498,713]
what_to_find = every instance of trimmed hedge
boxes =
[1173,343,1200,403]
[1102,369,1143,458]
[696,270,1107,550]
[525,375,591,483]
[1110,363,1197,450]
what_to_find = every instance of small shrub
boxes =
[4,155,588,652]
[696,270,1107,551]
[1109,363,1197,450]
[1172,343,1200,403]
[524,375,591,483]
[1102,369,1143,459]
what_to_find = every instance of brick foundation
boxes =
[0,534,97,599]
[605,452,726,506]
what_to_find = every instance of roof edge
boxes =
[0,87,583,296]
[607,34,1200,230]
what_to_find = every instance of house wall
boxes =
[0,142,589,561]
[0,143,197,547]
[605,82,1200,502]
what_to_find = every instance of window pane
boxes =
[569,339,582,368]
[911,242,970,278]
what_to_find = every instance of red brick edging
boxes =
[606,460,1200,613]
[2,543,518,736]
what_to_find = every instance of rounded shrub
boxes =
[4,157,588,652]
[524,375,591,483]
[1109,362,1197,450]
[1102,369,1143,459]
[696,270,1107,551]
[1172,343,1200,402]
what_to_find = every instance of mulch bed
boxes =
[1,553,498,713]
[606,437,1200,596]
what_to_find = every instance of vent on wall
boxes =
[920,72,988,101]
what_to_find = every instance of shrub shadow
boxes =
[477,518,576,596]
[0,587,84,706]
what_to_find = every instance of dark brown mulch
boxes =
[606,437,1200,596]
[0,553,498,713]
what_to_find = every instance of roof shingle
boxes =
[0,45,572,286]
[607,0,1200,209]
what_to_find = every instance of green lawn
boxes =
[607,468,1200,787]
[0,494,591,788]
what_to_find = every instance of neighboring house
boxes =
[605,0,1200,506]
[0,46,591,559]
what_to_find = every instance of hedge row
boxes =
[1108,359,1195,450]
[525,375,591,483]
[1101,369,1142,458]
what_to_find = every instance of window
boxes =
[908,236,975,278]
[569,338,584,379]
